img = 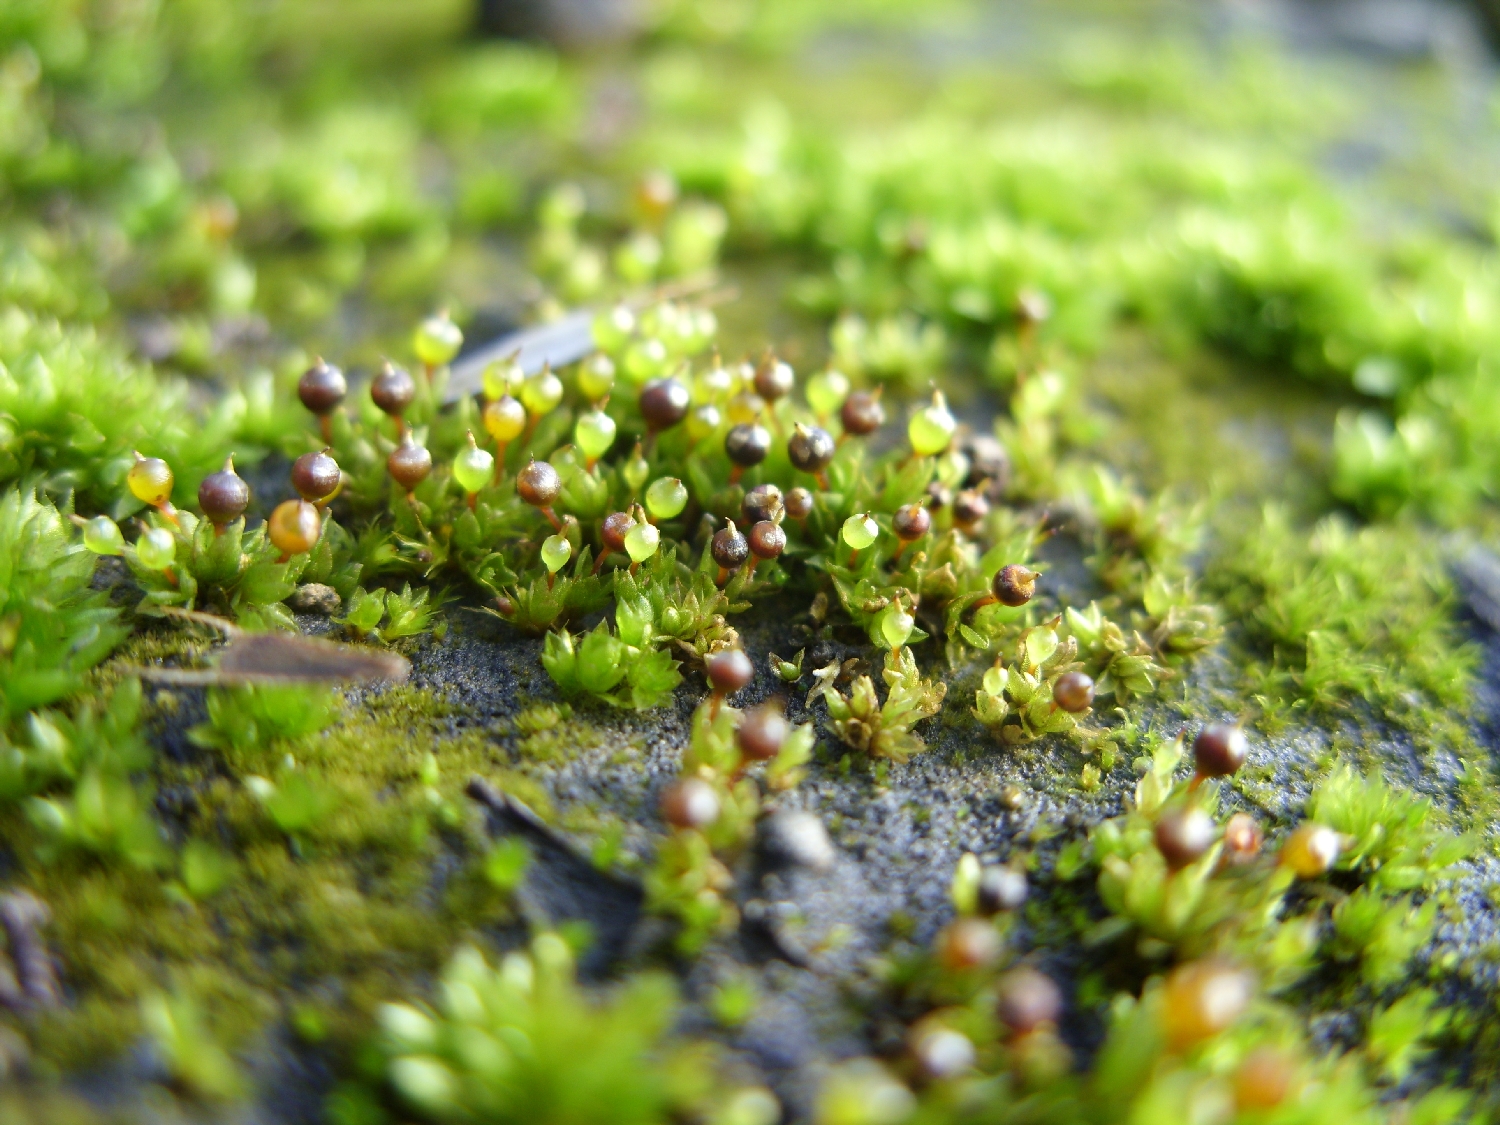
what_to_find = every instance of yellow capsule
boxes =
[1279,823,1342,879]
[727,391,765,425]
[127,453,174,506]
[483,395,527,444]
[1160,960,1252,1051]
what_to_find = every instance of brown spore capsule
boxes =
[748,520,785,560]
[997,968,1062,1036]
[840,389,885,435]
[387,435,433,492]
[743,483,784,525]
[753,354,794,401]
[198,456,250,527]
[640,378,690,432]
[712,521,750,569]
[371,361,416,419]
[1220,813,1263,866]
[517,459,562,508]
[1193,722,1248,779]
[935,918,1001,972]
[784,487,813,519]
[601,511,635,554]
[660,778,720,831]
[1154,807,1217,872]
[993,564,1039,607]
[291,450,342,503]
[787,424,835,474]
[706,648,754,695]
[298,359,347,417]
[725,423,771,468]
[737,703,789,762]
[1051,671,1095,714]
[892,502,932,542]
[952,488,989,528]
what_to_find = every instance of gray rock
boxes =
[287,583,342,616]
[760,810,837,872]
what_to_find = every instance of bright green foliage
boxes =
[189,684,340,768]
[142,988,246,1101]
[0,489,126,720]
[1212,506,1476,719]
[376,935,720,1124]
[0,679,147,802]
[813,647,946,763]
[542,623,682,711]
[1308,766,1474,889]
[972,623,1083,743]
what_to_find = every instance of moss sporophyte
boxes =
[1,3,1498,1121]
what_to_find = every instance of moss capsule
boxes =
[784,487,813,520]
[753,355,794,402]
[413,311,463,368]
[578,354,616,401]
[706,648,754,695]
[908,391,956,456]
[624,521,661,563]
[727,391,766,426]
[518,459,562,507]
[1051,671,1095,714]
[881,601,915,650]
[1279,823,1341,878]
[135,527,175,570]
[952,488,989,528]
[601,511,635,555]
[388,435,433,492]
[540,534,572,575]
[639,378,690,433]
[892,503,931,542]
[1220,813,1263,866]
[1161,960,1252,1051]
[725,423,771,468]
[997,968,1062,1036]
[743,483,783,525]
[521,366,564,416]
[737,703,789,762]
[841,513,879,551]
[484,395,527,450]
[623,337,669,384]
[993,564,1039,607]
[268,499,321,557]
[908,1022,975,1081]
[1193,723,1248,779]
[748,521,785,561]
[935,918,1001,972]
[482,358,524,402]
[591,304,636,353]
[453,432,494,497]
[788,423,835,475]
[82,515,124,556]
[371,362,416,420]
[645,477,688,521]
[127,453,174,507]
[660,778,720,831]
[575,409,617,463]
[1233,1047,1296,1111]
[292,450,342,503]
[198,456,250,527]
[712,521,750,569]
[298,359,347,417]
[840,389,885,436]
[1154,807,1217,872]
[805,368,850,419]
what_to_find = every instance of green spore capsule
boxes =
[614,231,662,284]
[453,432,495,495]
[622,446,650,492]
[881,602,915,649]
[806,368,850,418]
[645,477,688,520]
[841,513,879,551]
[578,354,616,401]
[623,337,669,384]
[624,520,661,563]
[136,526,176,570]
[127,453,174,507]
[575,409,618,461]
[908,390,957,456]
[592,304,636,353]
[520,366,564,416]
[540,534,573,574]
[413,311,463,368]
[694,360,735,403]
[482,359,524,402]
[82,515,124,555]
